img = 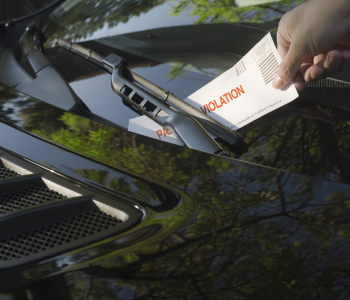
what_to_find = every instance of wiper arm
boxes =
[125,68,246,154]
[20,24,50,75]
[55,37,247,155]
[104,54,224,155]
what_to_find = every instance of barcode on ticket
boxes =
[258,53,279,84]
[235,60,246,76]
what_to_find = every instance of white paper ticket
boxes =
[129,115,184,146]
[128,33,298,143]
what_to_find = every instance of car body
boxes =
[1,0,350,299]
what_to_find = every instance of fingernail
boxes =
[329,53,342,62]
[272,76,284,89]
[310,72,320,80]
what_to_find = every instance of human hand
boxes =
[272,0,350,91]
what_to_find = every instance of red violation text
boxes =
[200,85,245,115]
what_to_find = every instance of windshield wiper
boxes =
[0,22,124,130]
[55,37,247,156]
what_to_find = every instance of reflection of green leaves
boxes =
[206,156,230,172]
[27,109,350,298]
[43,0,167,42]
[242,116,350,184]
[165,63,192,81]
[16,95,350,299]
[171,0,307,24]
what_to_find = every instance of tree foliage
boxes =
[171,0,307,24]
[25,109,350,299]
[42,0,167,42]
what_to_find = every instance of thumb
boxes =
[272,46,305,90]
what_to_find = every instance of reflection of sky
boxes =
[79,1,198,42]
[236,0,282,7]
[69,64,214,129]
[1,95,35,127]
[131,64,214,99]
[70,73,139,129]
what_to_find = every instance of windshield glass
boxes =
[43,0,305,41]
[0,0,53,23]
[42,0,307,82]
[41,0,307,128]
[38,0,350,185]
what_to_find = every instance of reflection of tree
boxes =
[241,115,350,184]
[0,85,28,126]
[42,0,166,42]
[30,107,350,186]
[63,171,350,299]
[32,112,196,185]
[165,62,193,81]
[27,112,350,299]
[171,0,307,24]
[0,0,51,22]
[166,0,307,80]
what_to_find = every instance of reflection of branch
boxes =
[276,173,303,221]
[317,121,350,181]
[189,275,210,300]
[256,4,286,14]
[85,211,289,279]
[301,118,306,173]
[276,172,287,215]
[131,134,157,177]
[271,119,297,168]
[86,276,93,300]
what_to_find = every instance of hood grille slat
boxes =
[0,163,18,179]
[0,151,141,268]
[0,184,66,215]
[0,207,122,261]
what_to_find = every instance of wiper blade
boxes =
[127,69,245,154]
[104,54,225,155]
[55,37,247,155]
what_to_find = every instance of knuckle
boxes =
[278,61,291,78]
[280,11,291,24]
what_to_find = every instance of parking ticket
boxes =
[128,33,298,143]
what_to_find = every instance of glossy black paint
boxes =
[39,0,350,185]
[0,83,350,298]
[2,0,350,298]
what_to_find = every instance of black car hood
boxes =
[1,0,350,298]
[0,82,349,298]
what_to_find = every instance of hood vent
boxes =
[0,150,141,268]
[0,177,66,215]
[0,162,18,179]
[0,200,123,261]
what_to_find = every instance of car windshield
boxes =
[41,0,305,127]
[37,0,350,185]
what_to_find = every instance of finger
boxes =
[338,32,350,50]
[277,42,289,59]
[314,53,326,65]
[298,57,314,79]
[299,63,324,83]
[318,50,342,78]
[339,50,350,71]
[272,44,306,90]
[292,71,305,91]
